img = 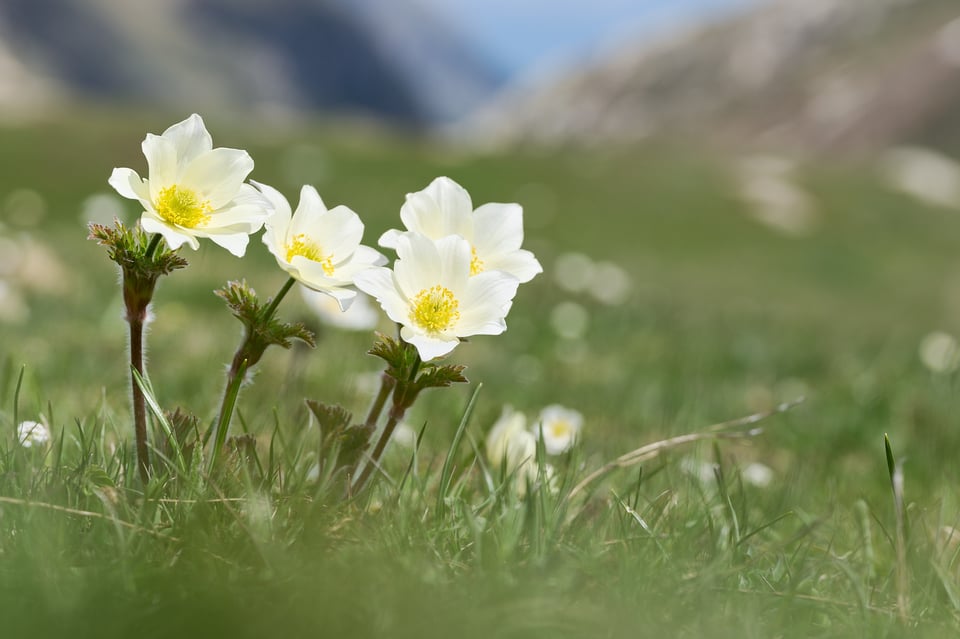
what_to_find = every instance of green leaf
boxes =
[414,364,468,392]
[305,400,353,435]
[368,332,417,380]
[305,399,371,471]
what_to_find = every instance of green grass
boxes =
[2,108,960,636]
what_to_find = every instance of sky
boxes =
[420,0,762,79]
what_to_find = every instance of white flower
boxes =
[256,183,386,310]
[742,462,774,488]
[17,420,49,448]
[353,232,520,361]
[533,404,583,455]
[379,176,542,283]
[301,287,381,331]
[108,113,271,256]
[919,331,960,373]
[485,406,528,469]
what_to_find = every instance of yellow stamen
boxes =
[155,185,211,228]
[286,234,335,276]
[470,246,485,276]
[550,421,571,438]
[410,285,460,333]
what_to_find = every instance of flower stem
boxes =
[207,356,249,472]
[352,354,422,493]
[261,277,296,322]
[208,277,297,470]
[128,313,150,483]
[144,233,162,260]
[363,373,396,431]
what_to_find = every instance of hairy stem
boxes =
[209,277,297,470]
[363,373,396,431]
[352,354,422,493]
[128,313,150,483]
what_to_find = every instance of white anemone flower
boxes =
[379,176,542,283]
[17,420,50,448]
[256,182,386,311]
[533,404,583,455]
[354,233,520,361]
[108,113,271,256]
[485,406,528,470]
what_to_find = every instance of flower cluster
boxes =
[355,177,542,361]
[102,115,543,479]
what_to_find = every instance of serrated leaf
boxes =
[305,400,353,435]
[414,364,468,391]
[368,332,417,379]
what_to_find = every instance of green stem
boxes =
[352,353,422,493]
[208,277,297,470]
[129,314,150,483]
[208,357,249,472]
[144,234,163,260]
[261,277,296,322]
[363,373,396,431]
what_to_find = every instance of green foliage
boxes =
[5,113,960,636]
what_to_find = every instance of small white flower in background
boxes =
[17,420,49,448]
[378,176,542,283]
[257,182,386,310]
[919,331,960,373]
[680,456,716,484]
[533,404,583,455]
[588,261,631,306]
[301,287,381,331]
[550,301,589,340]
[390,422,418,450]
[554,252,595,294]
[80,192,126,227]
[354,233,520,361]
[742,462,774,488]
[485,405,528,470]
[108,113,271,256]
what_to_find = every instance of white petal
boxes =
[472,202,525,255]
[183,148,254,209]
[353,268,409,324]
[399,177,473,240]
[297,184,327,213]
[142,134,177,199]
[433,234,471,293]
[395,233,442,295]
[334,245,388,279]
[457,271,519,335]
[401,326,459,361]
[254,182,291,254]
[424,177,473,220]
[378,228,403,249]
[296,205,363,259]
[485,249,543,283]
[205,231,249,257]
[108,167,149,203]
[161,114,213,165]
[140,214,198,250]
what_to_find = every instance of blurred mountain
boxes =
[468,0,960,152]
[0,0,502,124]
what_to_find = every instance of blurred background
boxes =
[4,0,960,486]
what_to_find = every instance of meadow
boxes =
[2,109,960,636]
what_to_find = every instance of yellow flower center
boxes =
[155,185,211,228]
[470,246,485,276]
[549,421,571,438]
[286,234,335,276]
[410,285,461,334]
